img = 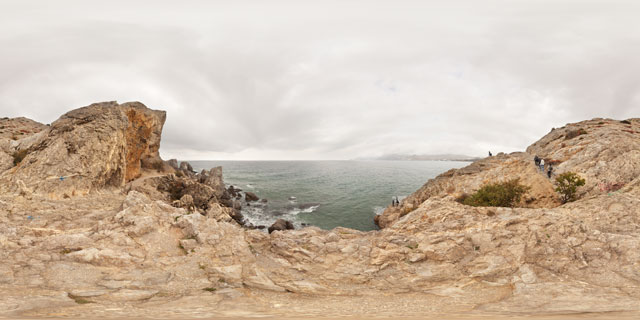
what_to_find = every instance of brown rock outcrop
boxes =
[0,101,166,198]
[245,191,259,202]
[268,219,294,233]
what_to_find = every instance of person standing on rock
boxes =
[547,164,553,178]
[488,151,492,157]
[539,158,545,172]
[534,155,540,167]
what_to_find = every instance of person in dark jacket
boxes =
[547,164,553,178]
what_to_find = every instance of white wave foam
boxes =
[288,205,319,215]
[372,206,385,215]
[240,202,313,232]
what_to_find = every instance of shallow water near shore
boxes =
[189,160,469,231]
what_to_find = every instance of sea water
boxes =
[189,160,469,231]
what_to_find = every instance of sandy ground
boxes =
[2,289,638,319]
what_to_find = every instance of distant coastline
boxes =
[358,153,481,162]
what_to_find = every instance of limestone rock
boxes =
[166,158,179,170]
[0,116,48,141]
[179,161,194,173]
[377,118,640,229]
[0,101,166,199]
[526,118,640,197]
[0,150,13,173]
[376,153,560,228]
[198,166,226,199]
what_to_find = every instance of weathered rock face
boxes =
[526,118,640,197]
[198,166,226,199]
[0,117,49,174]
[122,104,166,181]
[0,101,166,198]
[1,110,639,317]
[377,117,640,229]
[0,116,49,141]
[376,152,560,228]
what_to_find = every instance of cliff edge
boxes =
[376,118,640,228]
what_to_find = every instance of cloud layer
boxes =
[1,0,638,160]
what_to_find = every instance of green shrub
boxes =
[12,149,28,166]
[620,120,631,125]
[462,179,530,207]
[555,172,585,203]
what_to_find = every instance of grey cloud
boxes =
[0,0,638,160]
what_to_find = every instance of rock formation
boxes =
[376,118,640,229]
[0,101,166,199]
[1,106,639,318]
[245,191,259,202]
[268,218,294,233]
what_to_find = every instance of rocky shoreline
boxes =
[1,102,639,318]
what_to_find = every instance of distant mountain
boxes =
[362,153,481,162]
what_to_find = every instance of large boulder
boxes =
[179,161,194,173]
[166,159,179,170]
[245,191,259,202]
[268,219,294,234]
[198,166,226,199]
[0,101,166,198]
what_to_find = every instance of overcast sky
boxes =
[1,1,638,160]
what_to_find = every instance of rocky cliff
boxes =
[376,118,640,229]
[0,108,638,318]
[0,101,166,199]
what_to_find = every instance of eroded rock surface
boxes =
[1,107,638,318]
[0,101,166,199]
[377,118,640,229]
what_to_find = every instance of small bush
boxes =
[462,179,530,207]
[555,172,586,203]
[203,287,217,292]
[455,193,469,204]
[620,120,631,125]
[12,149,28,166]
